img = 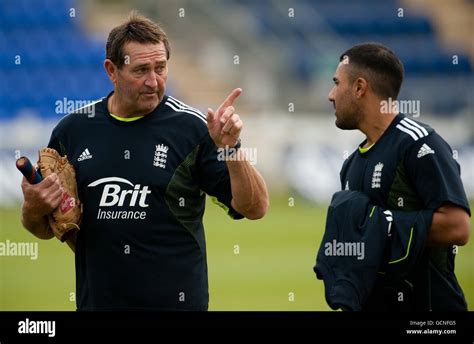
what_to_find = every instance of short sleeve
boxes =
[196,133,243,219]
[404,133,470,215]
[47,131,59,151]
[340,156,350,189]
[47,125,67,156]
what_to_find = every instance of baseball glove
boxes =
[37,148,82,242]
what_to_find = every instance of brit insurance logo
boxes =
[88,177,151,220]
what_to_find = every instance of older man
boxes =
[20,12,268,311]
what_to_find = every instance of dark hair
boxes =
[106,11,170,69]
[340,43,404,99]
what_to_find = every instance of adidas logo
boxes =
[78,148,93,161]
[417,143,435,158]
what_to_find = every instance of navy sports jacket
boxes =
[314,190,433,311]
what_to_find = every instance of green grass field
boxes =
[0,196,473,310]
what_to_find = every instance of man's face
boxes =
[327,62,362,130]
[111,41,168,115]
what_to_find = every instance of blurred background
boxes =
[0,0,472,310]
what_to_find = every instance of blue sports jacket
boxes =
[314,190,433,311]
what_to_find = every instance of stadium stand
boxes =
[230,0,472,114]
[0,0,110,119]
[0,0,472,205]
[0,0,471,119]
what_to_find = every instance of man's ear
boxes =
[353,77,368,99]
[104,59,117,85]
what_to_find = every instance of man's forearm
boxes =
[22,204,76,251]
[21,203,54,240]
[428,204,470,247]
[226,150,269,219]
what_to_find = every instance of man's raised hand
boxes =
[207,88,243,148]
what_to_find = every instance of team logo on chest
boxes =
[153,144,169,169]
[371,162,384,189]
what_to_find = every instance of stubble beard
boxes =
[335,100,362,130]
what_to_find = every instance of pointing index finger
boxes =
[219,88,242,109]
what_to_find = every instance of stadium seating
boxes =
[0,0,471,118]
[231,0,472,114]
[0,0,110,119]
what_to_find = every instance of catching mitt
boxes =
[38,148,82,242]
